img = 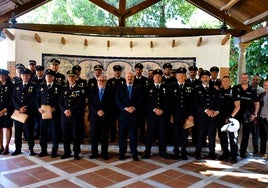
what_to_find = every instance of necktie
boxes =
[99,88,104,101]
[128,85,132,99]
[48,84,51,89]
[180,84,183,89]
[156,85,159,90]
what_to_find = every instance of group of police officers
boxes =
[0,58,266,163]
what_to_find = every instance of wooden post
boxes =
[2,28,14,41]
[221,34,230,45]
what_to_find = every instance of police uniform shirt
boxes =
[233,84,258,114]
[134,76,149,89]
[209,79,222,88]
[55,72,66,86]
[162,75,176,86]
[36,82,61,110]
[219,86,240,116]
[186,78,202,89]
[12,81,37,114]
[107,77,126,92]
[87,77,98,94]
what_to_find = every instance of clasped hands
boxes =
[205,109,219,117]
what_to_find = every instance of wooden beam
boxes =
[61,37,66,45]
[0,0,50,23]
[2,28,15,41]
[220,0,240,11]
[14,23,245,37]
[118,0,126,26]
[196,37,202,47]
[243,10,268,26]
[84,39,88,46]
[221,34,230,45]
[89,0,120,17]
[241,26,268,43]
[124,0,161,18]
[186,0,250,32]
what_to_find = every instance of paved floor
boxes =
[0,139,267,188]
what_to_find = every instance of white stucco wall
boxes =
[5,29,230,73]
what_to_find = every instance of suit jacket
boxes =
[88,86,113,123]
[12,81,37,115]
[55,72,66,86]
[0,80,14,115]
[145,83,170,117]
[115,84,142,120]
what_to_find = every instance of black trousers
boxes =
[40,117,58,153]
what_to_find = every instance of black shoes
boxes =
[219,152,230,161]
[181,155,188,160]
[230,158,237,163]
[133,156,140,161]
[38,151,49,157]
[141,154,150,159]
[240,153,248,159]
[89,154,98,159]
[60,153,72,159]
[119,155,125,160]
[11,150,22,156]
[206,153,216,160]
[2,150,9,155]
[159,153,169,159]
[29,150,36,156]
[74,154,80,160]
[51,152,58,158]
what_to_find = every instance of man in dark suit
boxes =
[142,69,170,159]
[134,63,149,143]
[194,70,220,160]
[107,65,126,142]
[58,70,85,160]
[170,68,194,160]
[88,75,112,160]
[11,68,37,156]
[115,72,142,161]
[36,69,62,158]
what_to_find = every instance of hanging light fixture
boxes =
[9,12,17,28]
[220,19,228,34]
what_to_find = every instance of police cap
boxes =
[176,67,187,74]
[50,58,60,65]
[163,63,172,69]
[199,70,211,78]
[153,69,163,76]
[0,69,10,75]
[15,63,25,69]
[210,66,219,73]
[113,65,122,71]
[36,65,44,71]
[94,64,103,70]
[45,69,56,76]
[28,60,36,65]
[21,68,31,75]
[66,70,78,76]
[188,65,198,71]
[134,63,143,69]
[72,65,82,72]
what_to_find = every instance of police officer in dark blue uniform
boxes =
[11,68,37,156]
[28,60,37,82]
[0,69,14,155]
[12,63,25,84]
[170,68,194,160]
[88,75,112,160]
[36,69,62,158]
[194,70,220,160]
[133,63,149,144]
[115,72,142,161]
[72,65,88,143]
[162,63,176,86]
[218,76,240,163]
[209,66,222,90]
[49,58,66,86]
[32,65,45,85]
[233,73,259,158]
[107,65,126,142]
[142,69,170,159]
[59,70,85,160]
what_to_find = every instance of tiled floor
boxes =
[0,140,267,188]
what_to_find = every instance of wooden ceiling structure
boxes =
[0,0,267,42]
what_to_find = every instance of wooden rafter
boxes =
[241,26,268,43]
[220,0,240,11]
[88,0,120,17]
[13,23,244,37]
[186,0,250,32]
[243,10,268,26]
